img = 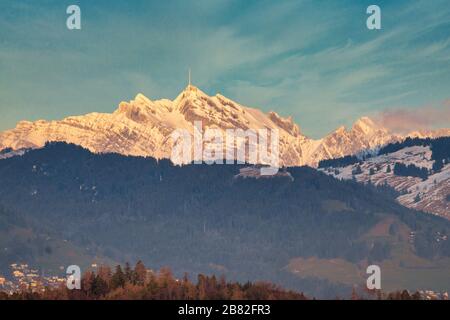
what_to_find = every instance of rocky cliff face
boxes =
[1,85,448,166]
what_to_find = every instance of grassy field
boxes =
[287,216,450,292]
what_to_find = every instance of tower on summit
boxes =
[186,68,196,91]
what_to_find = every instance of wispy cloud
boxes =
[0,0,449,137]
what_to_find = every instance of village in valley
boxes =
[0,261,448,300]
[0,263,66,294]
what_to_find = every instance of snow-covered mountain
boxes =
[308,117,400,164]
[0,85,448,166]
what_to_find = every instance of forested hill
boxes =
[319,136,450,169]
[317,136,450,220]
[0,142,449,298]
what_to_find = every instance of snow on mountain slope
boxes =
[311,117,399,162]
[320,146,450,220]
[0,147,29,160]
[408,129,450,139]
[0,85,448,167]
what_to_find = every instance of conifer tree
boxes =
[134,260,147,285]
[111,265,126,289]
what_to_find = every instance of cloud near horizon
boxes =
[375,100,450,133]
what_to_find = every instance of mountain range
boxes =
[2,85,449,166]
[1,86,450,297]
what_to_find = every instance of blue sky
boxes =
[0,0,449,137]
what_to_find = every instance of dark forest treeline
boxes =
[0,262,307,300]
[319,137,450,174]
[0,261,435,300]
[393,163,429,180]
[318,155,360,168]
[378,136,450,161]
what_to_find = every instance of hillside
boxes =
[0,206,112,278]
[0,143,449,297]
[320,137,450,220]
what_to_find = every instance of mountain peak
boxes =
[134,93,152,104]
[334,125,347,134]
[185,84,198,91]
[174,85,208,103]
[354,116,375,126]
[182,84,203,95]
[351,116,383,134]
[2,84,449,168]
